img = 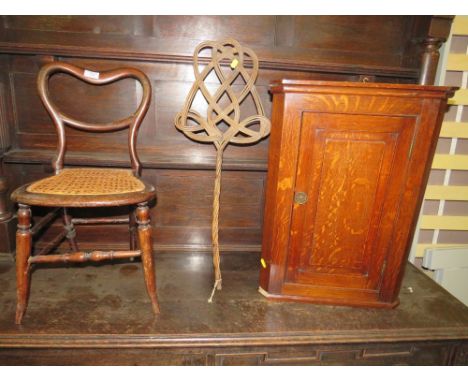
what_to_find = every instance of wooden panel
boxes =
[3,16,153,35]
[152,16,276,46]
[11,71,138,135]
[153,170,265,230]
[0,16,434,77]
[287,113,414,292]
[287,16,409,67]
[0,342,456,366]
[0,81,9,152]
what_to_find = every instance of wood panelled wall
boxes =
[0,16,453,254]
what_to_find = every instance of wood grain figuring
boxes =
[260,80,456,308]
[0,82,10,153]
[309,139,385,270]
[290,113,414,292]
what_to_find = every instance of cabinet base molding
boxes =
[258,286,400,309]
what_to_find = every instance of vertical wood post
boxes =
[0,81,16,255]
[63,207,79,252]
[15,204,32,324]
[419,37,445,85]
[136,202,160,314]
[129,206,137,251]
[0,171,11,222]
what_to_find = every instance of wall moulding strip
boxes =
[0,43,419,79]
[2,149,269,172]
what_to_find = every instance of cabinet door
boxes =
[285,112,416,293]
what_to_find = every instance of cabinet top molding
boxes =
[270,80,457,99]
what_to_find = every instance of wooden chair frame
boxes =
[37,62,151,176]
[11,62,159,324]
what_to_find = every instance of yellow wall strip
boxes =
[420,215,468,230]
[440,122,468,138]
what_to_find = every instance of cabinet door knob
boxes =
[294,191,308,205]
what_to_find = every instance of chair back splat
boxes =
[37,62,151,176]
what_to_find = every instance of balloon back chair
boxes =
[10,62,160,324]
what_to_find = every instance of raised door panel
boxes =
[285,112,416,293]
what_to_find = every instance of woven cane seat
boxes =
[26,168,146,196]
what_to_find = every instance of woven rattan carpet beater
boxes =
[175,38,270,301]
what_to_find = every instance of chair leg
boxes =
[136,202,160,314]
[15,204,32,325]
[63,207,79,252]
[129,207,137,251]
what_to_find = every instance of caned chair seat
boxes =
[28,168,145,195]
[11,168,156,208]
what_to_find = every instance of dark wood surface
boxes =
[259,80,455,308]
[0,252,467,365]
[0,16,453,254]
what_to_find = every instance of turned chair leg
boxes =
[136,202,160,314]
[129,207,137,251]
[15,204,32,324]
[63,207,79,252]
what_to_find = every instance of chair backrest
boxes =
[37,62,151,176]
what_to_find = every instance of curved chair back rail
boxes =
[37,62,152,175]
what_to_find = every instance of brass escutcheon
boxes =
[294,191,308,205]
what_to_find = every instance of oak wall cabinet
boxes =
[259,80,455,308]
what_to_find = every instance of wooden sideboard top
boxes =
[0,252,466,348]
